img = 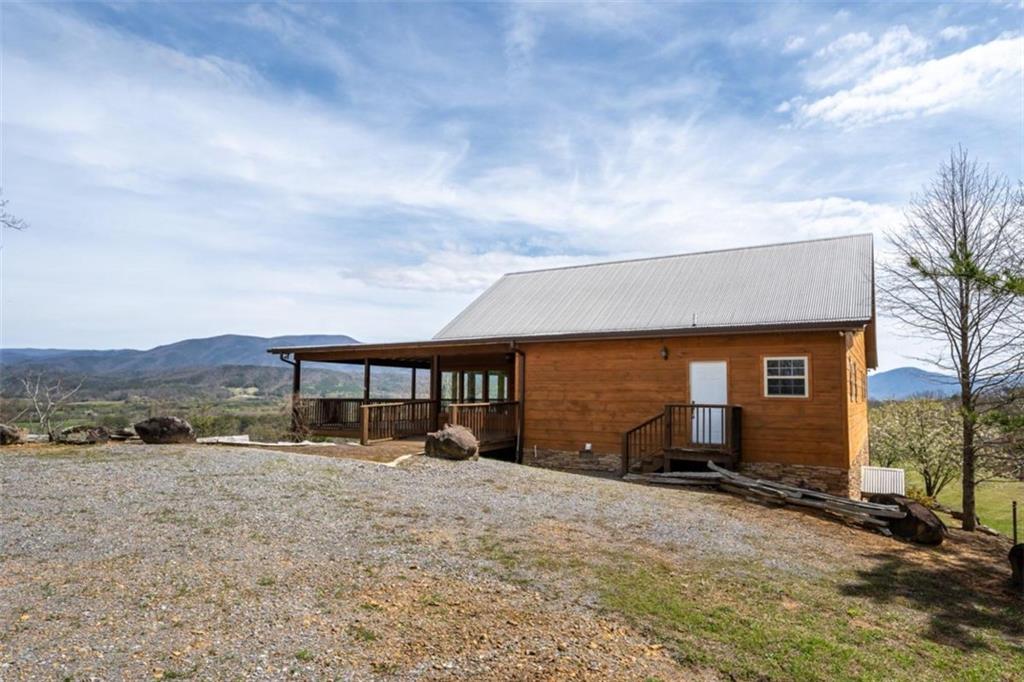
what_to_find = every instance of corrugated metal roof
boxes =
[433,234,874,340]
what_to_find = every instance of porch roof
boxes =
[267,338,514,367]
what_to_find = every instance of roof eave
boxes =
[270,319,874,357]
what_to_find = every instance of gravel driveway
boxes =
[1,443,892,680]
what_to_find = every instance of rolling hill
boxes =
[0,334,422,401]
[1,334,358,374]
[868,367,959,400]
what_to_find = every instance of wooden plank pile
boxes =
[625,462,907,536]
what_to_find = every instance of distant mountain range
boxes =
[1,334,358,374]
[0,334,421,401]
[868,367,959,401]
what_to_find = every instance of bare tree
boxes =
[20,373,83,441]
[1,189,28,231]
[881,146,1024,530]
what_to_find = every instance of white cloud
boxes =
[806,26,929,89]
[351,249,596,293]
[505,8,540,78]
[796,35,1023,127]
[939,25,971,42]
[783,36,806,53]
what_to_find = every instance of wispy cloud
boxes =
[939,25,971,42]
[794,34,1022,128]
[805,26,929,89]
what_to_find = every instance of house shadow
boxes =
[841,541,1024,651]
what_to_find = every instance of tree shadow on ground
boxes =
[841,539,1024,651]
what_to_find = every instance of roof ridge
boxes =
[502,232,874,277]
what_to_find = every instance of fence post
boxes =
[360,405,370,445]
[663,405,672,451]
[621,433,630,477]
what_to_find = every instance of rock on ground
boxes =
[869,493,946,545]
[133,416,196,444]
[0,423,26,445]
[425,424,479,460]
[56,425,110,445]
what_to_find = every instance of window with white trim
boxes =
[764,356,809,397]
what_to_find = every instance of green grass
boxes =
[595,557,1024,682]
[348,624,377,642]
[294,649,314,662]
[906,472,1023,536]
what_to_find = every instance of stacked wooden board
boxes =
[624,462,908,536]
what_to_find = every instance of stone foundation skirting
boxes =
[739,462,852,498]
[524,447,621,474]
[524,448,858,498]
[847,439,870,499]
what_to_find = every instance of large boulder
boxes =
[56,425,110,445]
[0,423,26,445]
[134,417,196,444]
[868,493,946,545]
[425,424,479,461]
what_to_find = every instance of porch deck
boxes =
[275,338,523,452]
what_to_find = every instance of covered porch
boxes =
[270,340,523,453]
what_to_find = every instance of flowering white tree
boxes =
[870,399,962,498]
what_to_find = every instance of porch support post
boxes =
[411,367,417,400]
[363,359,371,401]
[483,370,490,402]
[430,355,441,428]
[457,371,464,402]
[290,358,302,433]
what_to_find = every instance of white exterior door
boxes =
[689,361,728,445]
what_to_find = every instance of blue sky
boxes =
[1,1,1021,370]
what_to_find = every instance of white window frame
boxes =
[763,356,809,398]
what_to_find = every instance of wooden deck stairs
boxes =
[621,404,742,476]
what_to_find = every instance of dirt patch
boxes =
[227,439,425,464]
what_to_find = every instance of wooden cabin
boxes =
[269,234,876,497]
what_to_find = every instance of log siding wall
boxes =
[844,330,870,496]
[519,330,863,473]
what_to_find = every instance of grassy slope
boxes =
[906,471,1023,536]
[495,530,1022,681]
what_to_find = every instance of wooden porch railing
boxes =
[296,397,520,448]
[621,404,741,475]
[448,401,519,445]
[295,398,402,432]
[361,399,434,444]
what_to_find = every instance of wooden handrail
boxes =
[360,399,434,445]
[622,404,742,476]
[295,397,404,432]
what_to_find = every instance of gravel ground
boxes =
[0,443,923,680]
